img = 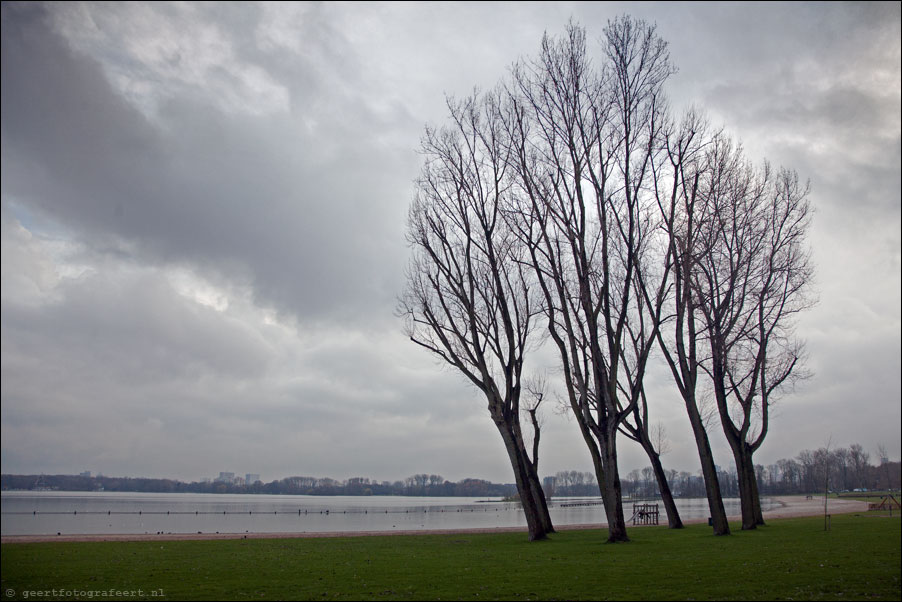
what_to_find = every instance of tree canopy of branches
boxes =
[402,15,814,543]
[399,93,554,541]
[663,129,814,530]
[654,111,734,534]
[504,17,680,542]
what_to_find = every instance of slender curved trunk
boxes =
[525,456,555,534]
[685,400,730,535]
[496,419,553,541]
[581,416,629,542]
[511,413,555,535]
[646,449,683,529]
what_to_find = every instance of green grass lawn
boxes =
[2,514,899,601]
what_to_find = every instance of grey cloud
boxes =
[2,268,273,387]
[0,209,491,479]
[1,2,899,481]
[2,2,413,324]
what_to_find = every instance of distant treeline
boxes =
[616,444,901,500]
[4,443,898,498]
[0,473,517,498]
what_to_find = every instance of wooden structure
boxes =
[868,495,901,512]
[631,502,659,526]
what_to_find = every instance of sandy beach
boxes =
[0,495,870,544]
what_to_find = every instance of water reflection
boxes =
[1,491,777,535]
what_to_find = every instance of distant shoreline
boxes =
[1,495,869,544]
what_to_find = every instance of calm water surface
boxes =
[1,491,777,535]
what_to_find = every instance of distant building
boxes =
[215,472,235,483]
[246,473,261,485]
[80,471,92,478]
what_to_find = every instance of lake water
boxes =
[0,491,777,535]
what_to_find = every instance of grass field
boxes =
[2,514,899,601]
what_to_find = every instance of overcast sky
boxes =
[2,2,899,485]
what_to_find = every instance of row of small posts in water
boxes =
[5,507,512,516]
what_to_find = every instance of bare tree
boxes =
[401,14,814,543]
[522,373,547,475]
[399,92,553,540]
[849,443,870,490]
[653,110,732,535]
[833,447,851,492]
[619,388,684,528]
[877,443,892,490]
[776,458,802,493]
[503,17,675,542]
[693,135,814,529]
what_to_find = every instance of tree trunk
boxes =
[646,448,683,529]
[685,399,730,535]
[600,425,629,542]
[712,366,762,531]
[752,470,765,526]
[516,421,555,534]
[525,458,555,534]
[510,414,555,535]
[728,438,764,530]
[496,420,552,541]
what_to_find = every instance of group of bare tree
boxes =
[400,17,813,542]
[619,442,900,498]
[547,470,598,497]
[766,444,900,494]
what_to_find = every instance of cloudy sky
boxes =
[2,2,899,484]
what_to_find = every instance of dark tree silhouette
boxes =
[505,17,676,542]
[399,92,554,541]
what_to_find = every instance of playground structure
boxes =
[868,495,900,514]
[630,502,659,526]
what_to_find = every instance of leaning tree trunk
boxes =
[645,446,683,529]
[511,418,555,534]
[685,399,731,535]
[524,457,555,534]
[495,418,553,541]
[623,401,684,529]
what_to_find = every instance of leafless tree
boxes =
[652,110,733,535]
[522,373,547,474]
[691,134,814,529]
[653,108,815,531]
[652,424,671,456]
[849,443,870,490]
[877,443,892,489]
[833,447,851,491]
[503,17,676,542]
[399,92,554,540]
[402,14,815,544]
[619,387,684,528]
